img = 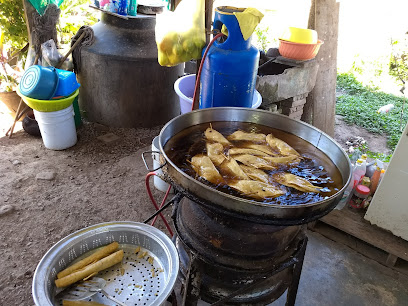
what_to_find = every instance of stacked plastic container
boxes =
[17,65,80,150]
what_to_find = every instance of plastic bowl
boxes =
[19,65,59,100]
[17,88,79,112]
[278,39,324,61]
[174,74,262,114]
[54,69,80,98]
[280,27,318,44]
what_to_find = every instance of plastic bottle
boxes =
[379,169,385,184]
[370,165,382,194]
[117,0,128,15]
[352,159,366,188]
[377,104,394,114]
[335,159,366,210]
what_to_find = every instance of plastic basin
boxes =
[19,65,59,100]
[54,69,80,98]
[280,27,318,44]
[174,74,262,114]
[278,39,324,61]
[17,88,80,112]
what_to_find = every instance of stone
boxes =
[0,205,14,216]
[97,133,120,144]
[256,61,319,106]
[36,171,56,181]
[288,109,304,119]
[94,123,110,132]
[12,160,22,165]
[292,93,309,101]
[290,98,307,107]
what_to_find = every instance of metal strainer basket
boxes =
[33,221,179,306]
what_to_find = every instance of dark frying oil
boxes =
[165,122,343,206]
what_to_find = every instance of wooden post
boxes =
[302,0,340,136]
[192,0,213,110]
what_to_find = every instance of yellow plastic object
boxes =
[155,0,205,66]
[17,88,79,112]
[280,27,318,44]
[220,7,264,40]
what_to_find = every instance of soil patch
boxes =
[334,115,391,156]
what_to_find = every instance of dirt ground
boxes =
[0,118,170,305]
[0,111,390,305]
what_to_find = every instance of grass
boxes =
[336,72,407,152]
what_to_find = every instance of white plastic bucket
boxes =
[152,136,172,193]
[174,74,262,114]
[34,104,77,150]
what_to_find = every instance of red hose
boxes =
[145,172,173,236]
[191,32,226,111]
[145,33,225,235]
[151,184,172,226]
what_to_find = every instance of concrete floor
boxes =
[275,231,408,305]
[195,231,408,306]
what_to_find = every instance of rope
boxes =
[71,26,95,74]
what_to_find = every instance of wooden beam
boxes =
[302,0,339,136]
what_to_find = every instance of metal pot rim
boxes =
[159,107,352,210]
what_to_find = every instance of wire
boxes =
[151,184,172,226]
[145,172,173,236]
[191,32,226,111]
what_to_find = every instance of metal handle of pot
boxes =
[141,150,167,172]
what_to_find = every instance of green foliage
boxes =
[389,36,408,86]
[348,54,391,91]
[336,72,408,150]
[254,26,270,53]
[0,0,28,51]
[351,142,392,163]
[58,0,97,46]
[0,0,97,53]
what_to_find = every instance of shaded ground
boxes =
[0,110,395,305]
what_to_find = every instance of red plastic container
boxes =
[348,184,370,209]
[278,39,324,61]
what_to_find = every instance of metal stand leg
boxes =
[182,254,202,306]
[285,236,308,306]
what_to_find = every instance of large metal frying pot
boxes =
[158,108,351,225]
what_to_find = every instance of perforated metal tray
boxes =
[33,222,179,306]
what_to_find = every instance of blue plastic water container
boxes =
[199,7,259,109]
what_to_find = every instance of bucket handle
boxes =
[142,150,167,172]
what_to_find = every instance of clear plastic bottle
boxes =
[336,159,366,210]
[352,159,366,188]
